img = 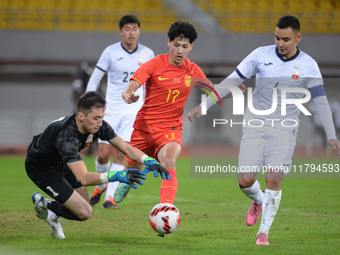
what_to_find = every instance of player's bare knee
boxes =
[97,154,110,164]
[77,206,92,221]
[238,178,255,189]
[266,178,282,191]
[97,144,112,164]
[114,152,125,164]
[161,157,176,169]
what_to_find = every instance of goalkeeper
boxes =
[25,91,170,239]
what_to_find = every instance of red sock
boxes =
[160,169,177,204]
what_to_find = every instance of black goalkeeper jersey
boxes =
[27,114,116,167]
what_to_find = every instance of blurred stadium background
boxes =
[0,0,339,155]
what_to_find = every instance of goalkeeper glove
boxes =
[108,169,146,189]
[142,156,171,180]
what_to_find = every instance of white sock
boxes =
[105,163,125,200]
[95,158,111,191]
[48,209,59,222]
[240,180,264,205]
[258,188,282,236]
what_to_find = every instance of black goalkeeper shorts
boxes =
[25,157,82,204]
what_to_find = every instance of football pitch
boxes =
[0,156,339,255]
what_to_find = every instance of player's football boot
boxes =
[45,214,65,239]
[101,196,119,209]
[89,184,107,206]
[31,192,48,220]
[256,233,269,245]
[245,201,262,226]
[114,183,131,203]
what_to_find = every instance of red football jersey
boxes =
[131,53,206,133]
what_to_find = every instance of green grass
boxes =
[0,156,340,255]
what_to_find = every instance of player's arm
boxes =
[189,49,258,122]
[311,86,340,158]
[67,160,146,189]
[86,67,105,92]
[108,136,171,179]
[188,71,246,122]
[109,135,144,162]
[122,80,141,104]
[87,46,111,92]
[67,160,102,186]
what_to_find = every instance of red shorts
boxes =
[126,127,182,165]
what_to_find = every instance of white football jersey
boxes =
[236,45,323,131]
[95,42,154,114]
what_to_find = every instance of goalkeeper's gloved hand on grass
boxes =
[108,169,146,189]
[142,156,171,180]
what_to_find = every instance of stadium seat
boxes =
[0,0,178,32]
[191,0,340,34]
[1,0,339,33]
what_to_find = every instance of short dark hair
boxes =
[119,15,140,29]
[276,15,300,32]
[167,21,198,44]
[77,92,106,115]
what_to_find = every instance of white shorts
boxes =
[98,113,136,144]
[237,128,297,175]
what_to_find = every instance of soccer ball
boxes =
[149,203,181,235]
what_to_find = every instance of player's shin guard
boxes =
[160,169,177,204]
[258,189,282,236]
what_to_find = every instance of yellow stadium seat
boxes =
[191,0,340,34]
[99,15,120,31]
[39,14,54,30]
[59,0,71,10]
[0,13,9,29]
[1,0,179,32]
[9,0,25,8]
[0,0,10,8]
[7,0,339,34]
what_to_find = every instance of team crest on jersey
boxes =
[138,55,144,66]
[292,65,300,80]
[85,134,93,147]
[185,75,191,87]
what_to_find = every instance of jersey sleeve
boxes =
[96,46,111,72]
[191,63,206,78]
[131,58,155,86]
[305,59,324,89]
[98,120,117,141]
[55,133,82,163]
[86,68,105,92]
[236,48,260,79]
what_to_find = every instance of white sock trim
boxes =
[264,188,282,199]
[95,159,111,173]
[240,180,263,204]
[110,163,125,171]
